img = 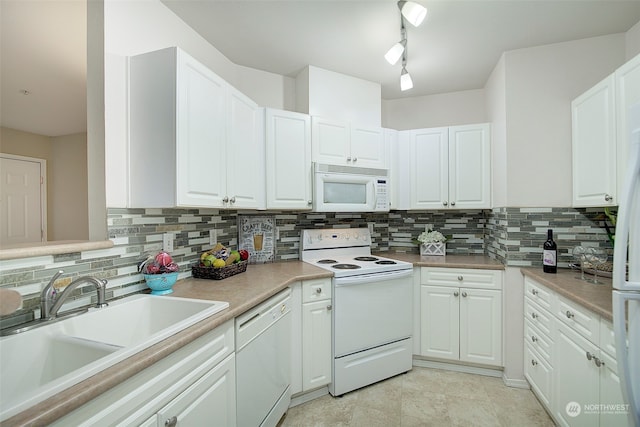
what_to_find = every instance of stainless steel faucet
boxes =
[40,271,109,320]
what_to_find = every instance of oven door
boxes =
[333,269,413,358]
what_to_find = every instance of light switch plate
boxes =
[368,223,374,234]
[209,229,217,245]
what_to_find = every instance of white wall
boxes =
[381,89,486,130]
[236,65,296,111]
[626,20,640,59]
[298,65,382,127]
[502,34,625,207]
[485,55,508,209]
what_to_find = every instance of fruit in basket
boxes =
[155,251,173,267]
[239,249,249,261]
[199,243,245,268]
[213,259,226,268]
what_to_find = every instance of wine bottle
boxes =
[543,229,557,273]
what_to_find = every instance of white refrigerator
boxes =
[613,101,640,427]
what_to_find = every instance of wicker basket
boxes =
[192,260,248,280]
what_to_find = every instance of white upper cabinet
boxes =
[406,124,491,210]
[265,108,312,210]
[129,47,264,209]
[571,52,640,208]
[311,117,386,169]
[571,75,617,207]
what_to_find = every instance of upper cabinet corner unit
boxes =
[129,47,264,209]
[311,116,387,169]
[571,52,640,208]
[396,123,491,210]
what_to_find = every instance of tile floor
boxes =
[279,367,555,427]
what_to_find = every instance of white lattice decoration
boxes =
[420,242,446,256]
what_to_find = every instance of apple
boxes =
[239,249,249,261]
[155,251,173,267]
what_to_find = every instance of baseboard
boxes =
[289,386,329,408]
[412,357,503,378]
[502,374,530,389]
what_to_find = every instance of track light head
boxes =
[400,67,413,91]
[398,1,427,27]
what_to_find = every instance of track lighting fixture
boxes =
[386,1,425,91]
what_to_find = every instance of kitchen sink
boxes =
[0,294,229,421]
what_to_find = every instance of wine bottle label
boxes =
[543,250,557,266]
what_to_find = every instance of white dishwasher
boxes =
[236,288,292,427]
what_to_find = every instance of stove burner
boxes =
[375,260,397,265]
[317,259,338,264]
[332,263,361,270]
[354,256,378,262]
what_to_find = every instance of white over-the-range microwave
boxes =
[313,163,390,212]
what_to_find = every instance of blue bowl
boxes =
[144,272,178,295]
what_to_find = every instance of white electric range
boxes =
[300,228,414,396]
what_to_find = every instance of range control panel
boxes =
[301,228,371,251]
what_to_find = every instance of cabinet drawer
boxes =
[524,343,553,410]
[525,319,553,364]
[302,278,332,303]
[421,267,502,290]
[524,298,553,338]
[524,277,554,312]
[555,295,600,345]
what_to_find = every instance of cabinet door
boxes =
[615,52,640,199]
[525,343,554,411]
[571,74,617,207]
[311,117,350,165]
[226,88,264,209]
[265,109,312,210]
[448,124,491,209]
[155,354,236,427]
[420,285,459,361]
[555,322,600,427]
[599,350,629,427]
[302,299,332,391]
[459,288,502,366]
[350,125,386,168]
[176,51,228,207]
[409,128,449,210]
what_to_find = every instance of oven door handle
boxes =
[334,269,413,286]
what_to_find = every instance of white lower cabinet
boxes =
[419,268,503,367]
[291,278,332,395]
[51,321,236,427]
[523,276,628,427]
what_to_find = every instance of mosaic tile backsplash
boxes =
[0,206,613,328]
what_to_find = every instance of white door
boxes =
[265,109,312,210]
[555,322,600,427]
[350,125,386,168]
[615,52,640,199]
[226,88,264,209]
[449,124,491,209]
[176,51,227,207]
[410,128,448,210]
[599,351,630,427]
[0,155,45,244]
[302,299,332,391]
[571,75,617,207]
[311,117,350,166]
[459,288,502,366]
[420,285,459,361]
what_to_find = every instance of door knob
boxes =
[165,416,177,427]
[223,196,229,203]
[453,291,459,297]
[604,194,613,202]
[443,201,448,206]
[461,291,468,298]
[566,310,574,319]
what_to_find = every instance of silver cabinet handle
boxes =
[353,157,357,162]
[453,291,459,297]
[451,201,456,206]
[443,201,448,206]
[531,359,538,366]
[532,289,538,296]
[307,200,313,205]
[165,416,177,427]
[566,310,574,319]
[594,357,604,367]
[346,157,352,162]
[230,196,236,204]
[531,312,538,319]
[222,196,229,203]
[604,194,613,202]
[327,304,332,311]
[461,291,468,298]
[458,276,463,281]
[531,335,538,342]
[586,351,593,361]
[316,287,322,294]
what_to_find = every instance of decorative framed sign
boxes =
[238,215,275,264]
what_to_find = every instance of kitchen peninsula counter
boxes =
[521,267,614,321]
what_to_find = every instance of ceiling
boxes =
[1,1,639,137]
